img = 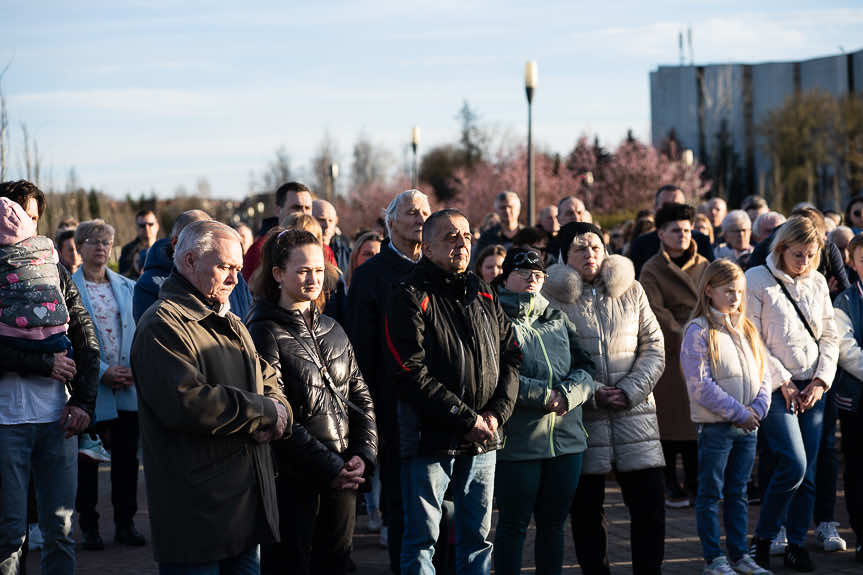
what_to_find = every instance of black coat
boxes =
[345,239,416,444]
[385,258,521,457]
[247,299,377,482]
[0,264,100,416]
[629,229,715,278]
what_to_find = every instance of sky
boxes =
[1,0,862,200]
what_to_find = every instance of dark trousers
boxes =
[379,444,403,574]
[262,471,356,575]
[572,467,666,575]
[75,410,139,530]
[813,390,839,524]
[840,410,863,544]
[495,454,583,575]
[661,440,698,494]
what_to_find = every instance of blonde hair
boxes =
[693,213,714,244]
[770,215,823,274]
[689,259,765,382]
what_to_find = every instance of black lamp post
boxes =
[328,162,339,201]
[411,125,420,189]
[525,61,537,226]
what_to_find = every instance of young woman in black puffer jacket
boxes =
[247,228,378,575]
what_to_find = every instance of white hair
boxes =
[494,191,520,207]
[721,210,750,233]
[753,211,786,241]
[173,220,241,268]
[384,189,429,235]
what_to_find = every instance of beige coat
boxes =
[640,243,709,441]
[542,255,666,474]
[131,273,291,564]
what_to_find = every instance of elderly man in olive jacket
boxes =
[132,220,291,573]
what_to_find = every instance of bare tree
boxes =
[0,61,10,181]
[260,146,292,191]
[310,132,339,200]
[351,132,392,189]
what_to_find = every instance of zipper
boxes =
[523,296,556,457]
[591,285,614,453]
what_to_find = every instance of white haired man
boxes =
[132,220,291,574]
[345,189,431,573]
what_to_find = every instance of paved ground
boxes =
[26,465,859,574]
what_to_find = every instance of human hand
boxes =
[59,405,90,438]
[102,365,134,389]
[271,399,288,439]
[465,414,493,443]
[796,379,826,413]
[828,276,839,294]
[51,353,77,384]
[544,390,568,416]
[597,387,628,410]
[481,412,499,436]
[735,407,760,432]
[330,457,366,490]
[780,382,798,414]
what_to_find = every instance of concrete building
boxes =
[650,48,863,208]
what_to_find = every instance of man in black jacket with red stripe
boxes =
[385,208,521,575]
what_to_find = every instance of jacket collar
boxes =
[497,287,548,321]
[159,269,231,321]
[542,254,635,304]
[415,257,479,303]
[246,297,319,332]
[766,251,811,284]
[141,237,173,273]
[659,239,697,270]
[708,305,743,332]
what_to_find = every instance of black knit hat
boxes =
[501,248,544,280]
[556,222,605,263]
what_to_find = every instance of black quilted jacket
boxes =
[247,299,377,481]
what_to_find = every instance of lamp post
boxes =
[525,61,537,226]
[411,125,420,189]
[682,148,694,168]
[329,162,339,201]
[584,171,594,211]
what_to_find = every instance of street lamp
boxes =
[584,171,594,208]
[682,149,694,167]
[411,125,420,189]
[525,61,538,226]
[329,162,339,201]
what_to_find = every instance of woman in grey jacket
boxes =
[543,223,666,575]
[493,248,595,575]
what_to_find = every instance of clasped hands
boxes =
[465,411,500,443]
[780,378,826,415]
[595,386,628,410]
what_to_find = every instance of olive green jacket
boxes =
[497,288,595,461]
[131,272,291,564]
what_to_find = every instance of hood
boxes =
[142,237,173,273]
[542,254,635,304]
[0,197,36,245]
[497,287,549,321]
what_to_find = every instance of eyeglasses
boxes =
[854,210,862,218]
[515,270,547,282]
[84,239,112,247]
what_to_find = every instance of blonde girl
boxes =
[681,259,770,575]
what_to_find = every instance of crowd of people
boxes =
[0,176,862,575]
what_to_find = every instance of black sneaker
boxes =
[114,522,147,546]
[784,543,815,572]
[81,527,104,551]
[749,536,771,570]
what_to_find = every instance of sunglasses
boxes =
[137,222,156,228]
[512,250,543,268]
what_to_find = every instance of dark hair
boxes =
[654,185,683,206]
[512,226,549,248]
[251,227,321,303]
[848,234,863,259]
[56,229,76,249]
[422,208,467,241]
[741,194,767,212]
[0,180,46,217]
[136,209,156,220]
[473,244,506,275]
[845,195,863,225]
[275,182,311,209]
[655,202,694,230]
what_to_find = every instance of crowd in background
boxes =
[1,176,863,575]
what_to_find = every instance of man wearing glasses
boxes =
[119,209,160,280]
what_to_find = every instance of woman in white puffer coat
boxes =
[543,222,666,575]
[744,216,838,572]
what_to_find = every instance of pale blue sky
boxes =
[1,1,862,199]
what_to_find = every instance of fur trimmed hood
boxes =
[542,254,635,304]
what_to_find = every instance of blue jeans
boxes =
[494,453,583,575]
[755,387,825,544]
[159,546,260,575]
[401,451,496,575]
[695,423,757,562]
[0,422,78,575]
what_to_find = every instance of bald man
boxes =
[314,199,351,272]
